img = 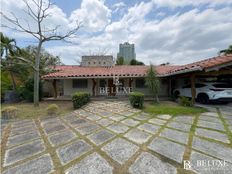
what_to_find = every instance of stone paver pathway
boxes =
[1,101,232,174]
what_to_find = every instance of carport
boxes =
[165,54,232,104]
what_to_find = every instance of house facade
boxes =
[42,55,232,101]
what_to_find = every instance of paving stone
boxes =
[63,114,78,122]
[199,115,222,124]
[129,108,141,113]
[76,124,100,135]
[98,111,112,117]
[124,128,152,144]
[197,120,225,131]
[102,138,138,164]
[129,152,177,174]
[192,137,232,162]
[4,139,45,167]
[40,117,61,125]
[65,152,113,174]
[43,123,66,135]
[229,125,232,131]
[7,131,40,148]
[12,121,35,129]
[156,114,172,120]
[121,119,140,127]
[133,113,151,121]
[225,119,232,125]
[173,116,194,124]
[148,137,185,163]
[167,122,192,132]
[87,129,115,145]
[201,112,219,117]
[223,115,232,120]
[79,111,90,117]
[2,154,54,174]
[138,123,160,134]
[10,125,36,136]
[107,123,129,133]
[195,128,229,143]
[96,119,114,127]
[160,128,189,144]
[120,111,134,117]
[56,140,92,165]
[109,114,125,121]
[87,114,102,121]
[48,129,76,147]
[149,118,167,126]
[69,118,89,128]
[190,151,232,174]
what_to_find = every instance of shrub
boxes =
[179,96,193,107]
[1,106,18,119]
[129,92,144,109]
[19,77,43,102]
[72,92,90,109]
[46,104,59,116]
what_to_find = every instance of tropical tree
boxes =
[219,45,232,55]
[1,0,80,106]
[145,65,160,103]
[0,32,20,91]
[116,56,124,65]
[20,46,62,76]
[130,59,144,65]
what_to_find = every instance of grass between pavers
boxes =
[143,101,207,116]
[1,101,74,119]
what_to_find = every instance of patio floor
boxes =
[1,101,232,174]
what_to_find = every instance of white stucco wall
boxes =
[57,77,169,97]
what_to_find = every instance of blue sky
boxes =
[1,0,232,65]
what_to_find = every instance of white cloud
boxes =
[69,0,111,32]
[1,0,232,66]
[1,0,70,39]
[112,2,126,13]
[152,0,232,8]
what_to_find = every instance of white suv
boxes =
[173,82,232,104]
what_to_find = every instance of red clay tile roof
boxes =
[164,54,232,75]
[42,55,232,79]
[43,65,179,79]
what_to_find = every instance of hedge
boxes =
[72,92,90,109]
[129,92,144,109]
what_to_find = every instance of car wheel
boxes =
[197,93,209,104]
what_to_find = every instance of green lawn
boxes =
[143,101,207,116]
[1,101,74,119]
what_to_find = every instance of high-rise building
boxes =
[117,42,136,63]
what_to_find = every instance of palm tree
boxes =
[0,32,19,91]
[219,45,232,55]
[145,65,160,103]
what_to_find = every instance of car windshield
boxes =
[213,83,232,88]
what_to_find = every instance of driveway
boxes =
[1,101,232,174]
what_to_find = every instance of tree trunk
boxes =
[34,41,42,107]
[154,95,159,103]
[9,71,17,91]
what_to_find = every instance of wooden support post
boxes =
[52,79,57,98]
[191,74,196,105]
[168,78,171,97]
[92,79,96,96]
[129,78,133,92]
